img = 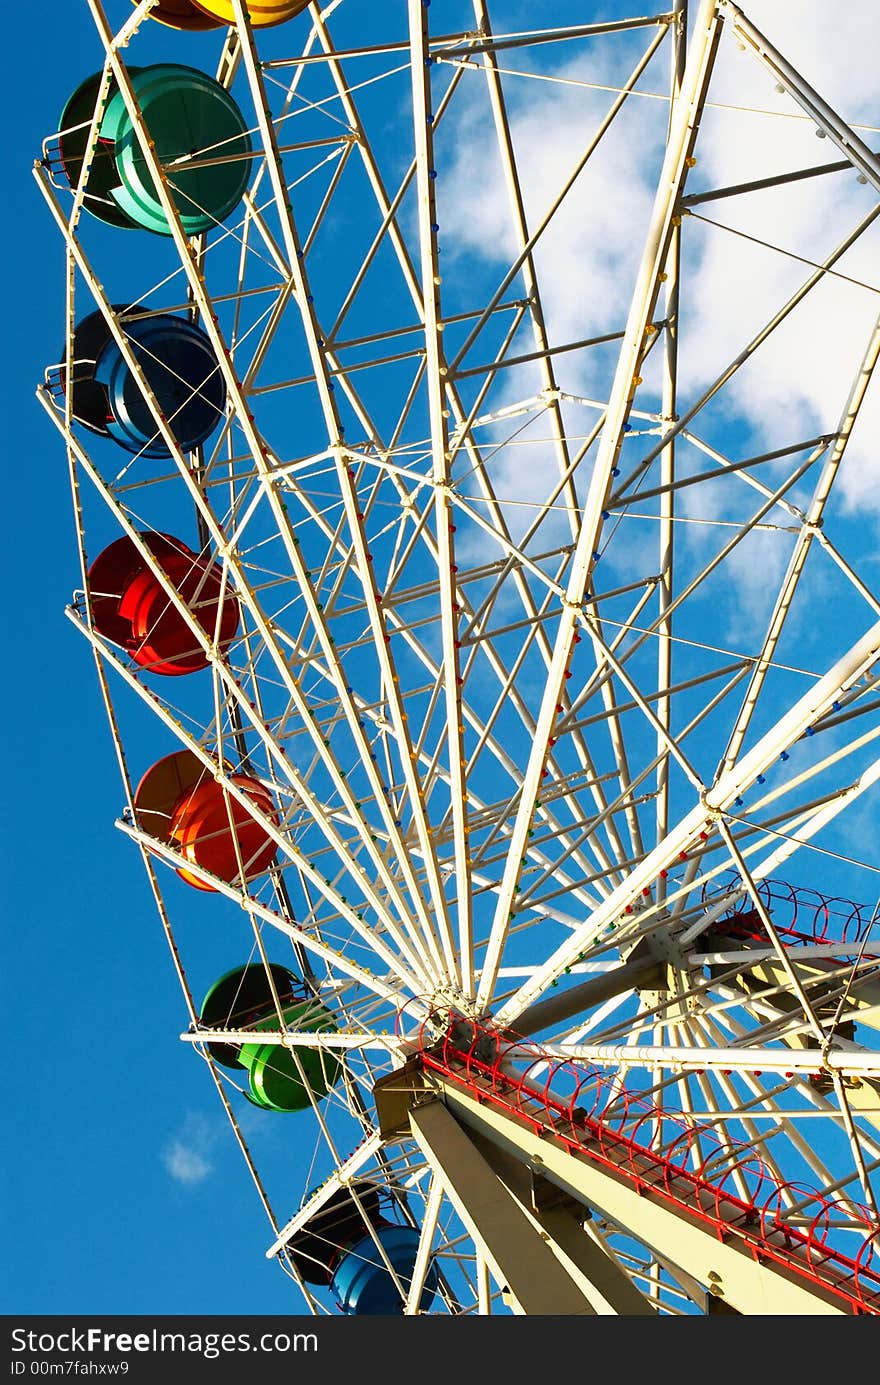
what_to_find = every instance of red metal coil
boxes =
[853,1225,880,1304]
[567,1065,607,1126]
[548,1058,598,1127]
[803,1196,875,1275]
[397,995,436,1042]
[653,1123,702,1181]
[700,1147,771,1228]
[422,1020,880,1312]
[702,870,874,951]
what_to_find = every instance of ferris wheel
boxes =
[37,0,880,1315]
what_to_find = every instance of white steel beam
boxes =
[467,1130,656,1314]
[476,0,724,1009]
[403,1176,444,1315]
[657,0,688,869]
[430,1075,852,1314]
[536,1041,880,1078]
[496,617,880,1026]
[720,1,880,196]
[229,0,460,987]
[408,0,473,995]
[264,1131,383,1258]
[408,1099,597,1315]
[719,305,880,774]
[180,1029,404,1052]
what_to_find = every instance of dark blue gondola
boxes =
[64,307,226,455]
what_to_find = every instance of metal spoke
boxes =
[38,0,880,1317]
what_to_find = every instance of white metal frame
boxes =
[37,0,880,1315]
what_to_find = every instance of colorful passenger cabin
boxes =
[61,306,134,436]
[140,0,312,28]
[134,748,279,891]
[331,1225,439,1315]
[87,532,239,675]
[139,0,224,29]
[287,1183,385,1285]
[199,961,306,1067]
[288,1183,439,1314]
[199,963,342,1111]
[71,309,227,455]
[57,76,138,228]
[59,64,253,235]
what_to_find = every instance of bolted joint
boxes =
[445,1012,499,1066]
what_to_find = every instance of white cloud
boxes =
[162,1113,218,1187]
[435,2,880,626]
[680,0,880,510]
[437,30,669,561]
[440,31,665,375]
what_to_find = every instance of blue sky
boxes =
[1,3,312,1317]
[5,0,880,1319]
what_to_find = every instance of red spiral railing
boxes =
[413,1016,880,1315]
[701,871,876,951]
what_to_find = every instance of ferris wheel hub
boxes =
[40,0,880,1317]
